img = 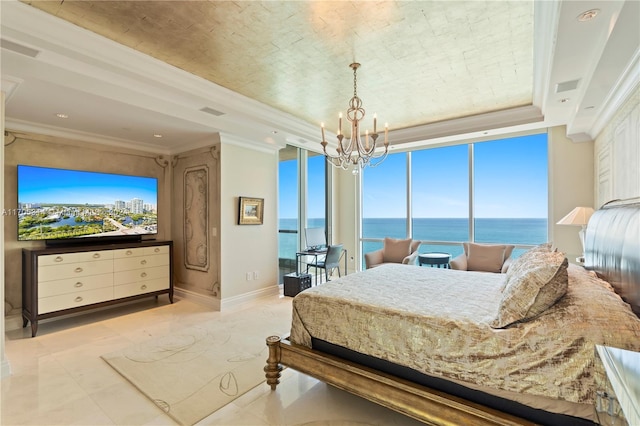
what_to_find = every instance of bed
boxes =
[265,199,640,425]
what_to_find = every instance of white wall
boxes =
[548,126,594,256]
[219,139,279,304]
[333,167,360,274]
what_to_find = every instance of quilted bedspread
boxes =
[290,263,640,405]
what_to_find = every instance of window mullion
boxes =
[468,143,474,242]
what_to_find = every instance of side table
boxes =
[418,252,451,268]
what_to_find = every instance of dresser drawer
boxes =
[38,287,114,314]
[114,278,169,298]
[38,273,113,298]
[38,251,114,266]
[113,254,169,271]
[112,247,146,259]
[38,259,113,282]
[113,265,169,285]
[144,245,170,256]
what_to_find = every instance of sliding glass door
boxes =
[278,145,327,283]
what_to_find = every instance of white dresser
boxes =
[22,240,173,337]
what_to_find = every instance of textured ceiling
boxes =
[22,0,534,133]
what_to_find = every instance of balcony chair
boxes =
[449,242,515,273]
[364,237,421,269]
[306,244,344,283]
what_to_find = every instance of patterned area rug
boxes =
[102,300,292,425]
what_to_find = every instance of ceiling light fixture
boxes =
[55,113,69,119]
[153,134,163,138]
[577,9,599,22]
[321,63,389,174]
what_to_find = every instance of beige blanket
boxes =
[290,263,640,406]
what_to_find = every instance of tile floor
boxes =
[2,293,424,426]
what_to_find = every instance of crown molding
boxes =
[532,0,561,113]
[5,118,172,155]
[586,48,640,141]
[389,105,544,146]
[219,133,282,155]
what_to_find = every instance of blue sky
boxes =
[18,165,158,205]
[280,133,548,219]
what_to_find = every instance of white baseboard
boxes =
[173,287,221,310]
[1,359,11,379]
[174,285,281,312]
[4,313,24,332]
[220,285,281,312]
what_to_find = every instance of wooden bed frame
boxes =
[265,199,640,426]
[264,335,534,425]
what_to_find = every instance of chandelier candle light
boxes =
[321,63,389,173]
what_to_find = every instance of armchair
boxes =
[449,242,515,273]
[364,237,421,269]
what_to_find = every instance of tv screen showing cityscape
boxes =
[17,165,158,241]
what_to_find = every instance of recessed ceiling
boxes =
[1,0,637,153]
[21,0,534,131]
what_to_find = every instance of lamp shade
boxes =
[556,206,595,226]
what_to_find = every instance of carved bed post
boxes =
[265,336,283,390]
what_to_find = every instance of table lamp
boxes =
[556,206,594,261]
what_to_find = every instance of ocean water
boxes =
[279,218,547,263]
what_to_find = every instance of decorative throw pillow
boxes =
[463,242,514,273]
[491,251,568,328]
[505,242,554,282]
[382,237,412,263]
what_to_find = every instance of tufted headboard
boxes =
[584,198,640,317]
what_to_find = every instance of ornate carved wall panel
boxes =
[184,166,209,271]
[171,143,221,300]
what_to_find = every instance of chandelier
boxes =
[321,63,389,173]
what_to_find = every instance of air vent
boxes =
[555,79,580,93]
[1,38,40,58]
[199,106,225,116]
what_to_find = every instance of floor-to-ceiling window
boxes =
[278,145,327,283]
[306,152,327,231]
[360,132,548,267]
[474,134,548,256]
[278,145,299,282]
[361,152,407,268]
[411,144,469,258]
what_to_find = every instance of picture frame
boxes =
[238,197,264,225]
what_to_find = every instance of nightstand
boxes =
[595,345,639,426]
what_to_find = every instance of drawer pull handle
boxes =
[141,284,147,290]
[74,282,83,288]
[92,253,101,258]
[74,267,83,273]
[55,256,64,263]
[140,272,147,278]
[154,248,160,253]
[126,250,133,255]
[75,296,83,303]
[140,259,147,265]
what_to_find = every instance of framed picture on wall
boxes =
[238,197,264,225]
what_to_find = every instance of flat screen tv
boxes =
[17,165,158,244]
